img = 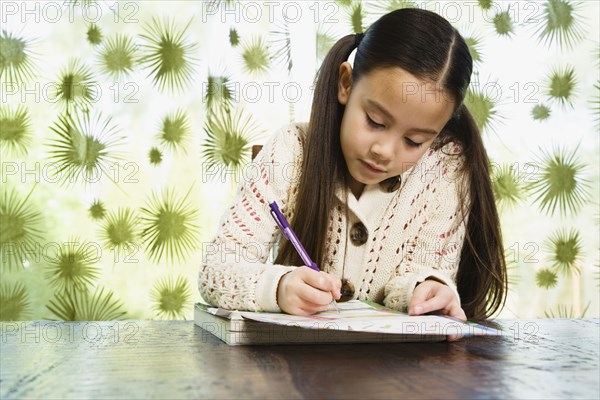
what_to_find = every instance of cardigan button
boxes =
[349,222,368,246]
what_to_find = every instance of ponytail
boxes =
[440,106,508,320]
[275,34,358,267]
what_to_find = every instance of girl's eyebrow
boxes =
[366,98,438,135]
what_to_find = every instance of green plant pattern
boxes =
[97,34,138,79]
[47,111,125,185]
[493,10,515,36]
[100,208,140,262]
[0,30,36,84]
[46,287,127,321]
[138,17,198,92]
[0,1,598,320]
[492,163,525,210]
[0,105,32,157]
[86,23,103,46]
[240,36,271,75]
[0,282,31,321]
[44,238,100,292]
[528,146,590,216]
[53,59,97,113]
[1,187,43,270]
[151,275,191,319]
[88,198,107,220]
[140,187,200,265]
[533,0,584,49]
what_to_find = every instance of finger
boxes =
[282,293,324,316]
[295,279,335,306]
[287,306,314,316]
[317,271,342,299]
[409,294,448,316]
[321,272,342,296]
[448,304,467,320]
[287,292,330,315]
[301,268,338,293]
[408,284,434,314]
[299,301,329,315]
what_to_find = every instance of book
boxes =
[194,300,502,345]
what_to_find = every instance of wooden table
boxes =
[1,319,598,399]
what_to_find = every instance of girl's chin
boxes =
[349,172,383,187]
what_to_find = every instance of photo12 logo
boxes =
[1,161,140,185]
[200,1,340,24]
[1,1,139,24]
[202,80,305,105]
[0,321,140,344]
[1,81,140,105]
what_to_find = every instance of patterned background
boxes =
[1,0,598,320]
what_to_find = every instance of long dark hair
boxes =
[275,8,506,320]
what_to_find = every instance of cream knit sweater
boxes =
[198,123,469,312]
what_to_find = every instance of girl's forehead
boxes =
[363,67,446,96]
[355,67,455,124]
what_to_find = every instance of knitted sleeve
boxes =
[383,143,469,312]
[198,124,304,312]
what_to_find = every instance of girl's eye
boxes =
[366,114,385,129]
[405,138,423,148]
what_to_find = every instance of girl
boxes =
[199,8,507,322]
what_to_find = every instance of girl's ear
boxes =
[337,62,353,105]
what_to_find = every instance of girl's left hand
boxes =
[408,279,466,341]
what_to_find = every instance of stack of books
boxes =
[194,300,502,345]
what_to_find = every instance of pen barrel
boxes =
[269,201,319,272]
[286,227,319,271]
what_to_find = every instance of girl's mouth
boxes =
[361,160,387,174]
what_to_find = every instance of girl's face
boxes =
[337,64,455,197]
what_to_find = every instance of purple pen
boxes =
[269,201,340,313]
[269,201,319,271]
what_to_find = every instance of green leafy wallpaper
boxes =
[1,0,598,321]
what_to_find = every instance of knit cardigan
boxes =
[198,123,469,312]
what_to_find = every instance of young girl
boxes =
[199,8,506,322]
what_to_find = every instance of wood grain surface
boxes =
[1,319,598,399]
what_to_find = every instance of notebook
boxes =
[194,300,502,345]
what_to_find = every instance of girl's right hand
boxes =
[276,267,342,315]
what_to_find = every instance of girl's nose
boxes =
[370,137,395,162]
